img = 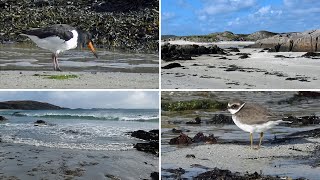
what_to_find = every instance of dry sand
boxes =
[161,41,320,89]
[0,71,158,89]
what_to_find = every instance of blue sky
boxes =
[162,0,320,35]
[0,91,159,109]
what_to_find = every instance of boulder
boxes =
[162,63,183,69]
[186,117,201,124]
[193,132,217,144]
[134,141,158,155]
[34,120,46,124]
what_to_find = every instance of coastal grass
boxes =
[33,74,79,80]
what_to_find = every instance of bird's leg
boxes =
[54,53,62,71]
[250,132,253,149]
[258,132,264,149]
[52,53,56,71]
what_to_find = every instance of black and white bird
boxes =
[21,24,98,71]
[227,99,290,149]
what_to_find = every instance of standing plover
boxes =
[21,24,98,71]
[227,99,289,149]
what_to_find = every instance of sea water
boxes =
[0,109,159,151]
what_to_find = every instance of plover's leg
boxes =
[250,133,253,149]
[258,132,264,148]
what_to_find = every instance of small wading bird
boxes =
[21,24,98,71]
[227,99,290,149]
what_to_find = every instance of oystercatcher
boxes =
[22,24,98,71]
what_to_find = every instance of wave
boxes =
[1,135,133,151]
[11,112,159,122]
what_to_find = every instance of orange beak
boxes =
[87,40,98,58]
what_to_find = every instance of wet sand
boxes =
[0,142,158,180]
[161,41,320,89]
[0,71,158,89]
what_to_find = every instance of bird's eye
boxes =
[231,104,237,108]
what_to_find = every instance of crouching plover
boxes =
[227,99,290,149]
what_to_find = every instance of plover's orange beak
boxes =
[87,40,98,58]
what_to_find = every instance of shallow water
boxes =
[161,91,320,179]
[0,44,159,73]
[0,109,158,151]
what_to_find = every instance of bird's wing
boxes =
[22,24,74,41]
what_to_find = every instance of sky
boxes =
[162,0,320,35]
[0,91,159,109]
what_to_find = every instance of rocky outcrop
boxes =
[169,132,217,145]
[129,129,159,155]
[247,30,278,41]
[0,116,8,121]
[161,44,225,61]
[0,101,65,110]
[248,30,320,52]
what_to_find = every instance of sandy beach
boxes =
[0,142,158,180]
[161,41,320,89]
[0,71,158,89]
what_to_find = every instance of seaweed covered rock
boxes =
[0,116,8,121]
[0,0,159,52]
[161,44,225,61]
[169,133,193,145]
[130,129,158,141]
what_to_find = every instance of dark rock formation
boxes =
[130,129,158,141]
[162,63,184,69]
[34,120,47,125]
[161,44,225,61]
[0,101,65,110]
[186,154,195,158]
[301,52,320,58]
[134,141,158,155]
[169,133,193,145]
[186,117,201,125]
[172,128,183,133]
[247,30,320,52]
[297,91,320,97]
[130,129,159,155]
[193,133,217,144]
[0,116,8,121]
[0,0,159,52]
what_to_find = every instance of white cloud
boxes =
[162,12,176,21]
[199,0,256,15]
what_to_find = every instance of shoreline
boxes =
[0,71,159,89]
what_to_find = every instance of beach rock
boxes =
[193,133,217,144]
[105,174,121,180]
[186,117,201,124]
[134,141,158,155]
[236,53,250,59]
[161,44,225,61]
[34,120,47,125]
[130,129,158,141]
[274,55,293,58]
[277,91,320,104]
[282,115,320,126]
[207,114,233,124]
[301,52,320,58]
[186,154,196,158]
[162,63,184,69]
[247,29,320,52]
[297,91,320,97]
[0,116,8,121]
[169,133,193,145]
[150,172,159,180]
[194,167,281,180]
[164,168,186,179]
